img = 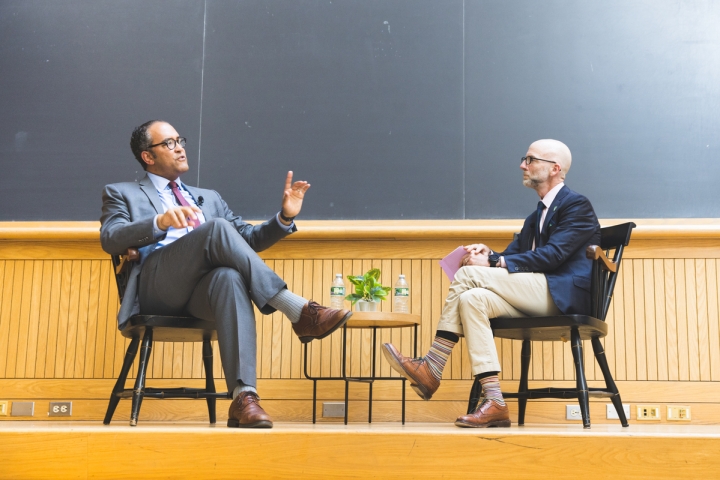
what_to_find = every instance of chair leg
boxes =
[570,329,590,429]
[517,340,531,426]
[592,336,628,427]
[202,339,217,424]
[130,328,153,427]
[466,377,482,414]
[103,336,140,425]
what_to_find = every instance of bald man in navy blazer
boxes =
[381,139,600,428]
[101,120,352,428]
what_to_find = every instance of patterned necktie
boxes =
[535,201,546,248]
[169,181,200,228]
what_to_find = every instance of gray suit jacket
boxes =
[100,174,294,330]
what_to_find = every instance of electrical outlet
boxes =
[667,405,691,421]
[606,403,631,420]
[322,402,345,418]
[48,401,72,417]
[636,405,661,420]
[0,401,8,416]
[566,404,582,420]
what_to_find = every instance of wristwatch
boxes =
[488,252,500,268]
[280,212,296,223]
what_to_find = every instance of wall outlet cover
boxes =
[566,404,582,421]
[606,403,631,420]
[667,405,691,421]
[48,401,73,417]
[322,402,345,418]
[11,402,34,417]
[636,404,661,420]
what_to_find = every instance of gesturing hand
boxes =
[157,206,202,231]
[281,170,310,220]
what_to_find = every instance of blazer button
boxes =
[515,267,519,271]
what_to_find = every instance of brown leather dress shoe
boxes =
[454,399,511,428]
[227,391,273,428]
[292,301,352,344]
[381,343,440,400]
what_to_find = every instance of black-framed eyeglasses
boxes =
[148,137,186,151]
[521,155,556,166]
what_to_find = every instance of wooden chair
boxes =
[103,248,229,427]
[466,222,636,428]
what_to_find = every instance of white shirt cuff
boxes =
[153,215,166,238]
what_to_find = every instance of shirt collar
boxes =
[541,182,564,209]
[147,172,184,192]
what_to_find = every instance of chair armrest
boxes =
[585,245,617,273]
[115,248,140,275]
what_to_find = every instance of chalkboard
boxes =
[0,0,718,221]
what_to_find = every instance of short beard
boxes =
[523,177,542,189]
[523,165,551,189]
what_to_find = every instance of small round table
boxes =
[303,311,420,424]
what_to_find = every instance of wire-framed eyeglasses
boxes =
[521,155,556,166]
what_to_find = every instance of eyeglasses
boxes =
[521,155,556,166]
[148,137,187,151]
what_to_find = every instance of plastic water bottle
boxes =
[330,274,345,309]
[394,274,410,313]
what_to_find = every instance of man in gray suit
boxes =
[101,120,352,428]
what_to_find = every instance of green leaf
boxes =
[366,268,381,281]
[344,293,363,305]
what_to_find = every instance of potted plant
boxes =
[345,268,391,312]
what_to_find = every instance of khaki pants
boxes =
[436,266,560,375]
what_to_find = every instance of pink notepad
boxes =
[438,246,466,281]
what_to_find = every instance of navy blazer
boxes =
[500,185,600,315]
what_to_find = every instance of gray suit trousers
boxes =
[138,218,287,391]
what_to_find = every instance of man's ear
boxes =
[140,150,155,167]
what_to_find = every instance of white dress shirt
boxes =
[148,172,207,248]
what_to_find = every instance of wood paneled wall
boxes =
[2,220,720,422]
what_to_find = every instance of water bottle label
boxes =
[395,288,409,297]
[331,286,345,296]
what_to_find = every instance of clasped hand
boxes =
[462,243,491,267]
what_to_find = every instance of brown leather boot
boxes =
[292,301,352,343]
[227,391,273,428]
[454,399,511,428]
[381,343,440,400]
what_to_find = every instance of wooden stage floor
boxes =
[2,421,719,479]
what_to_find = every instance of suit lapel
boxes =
[541,185,569,236]
[185,185,213,220]
[526,211,538,251]
[138,174,164,214]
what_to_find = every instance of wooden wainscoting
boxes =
[1,219,720,423]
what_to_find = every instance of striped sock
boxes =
[480,375,506,406]
[424,335,457,381]
[267,289,307,324]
